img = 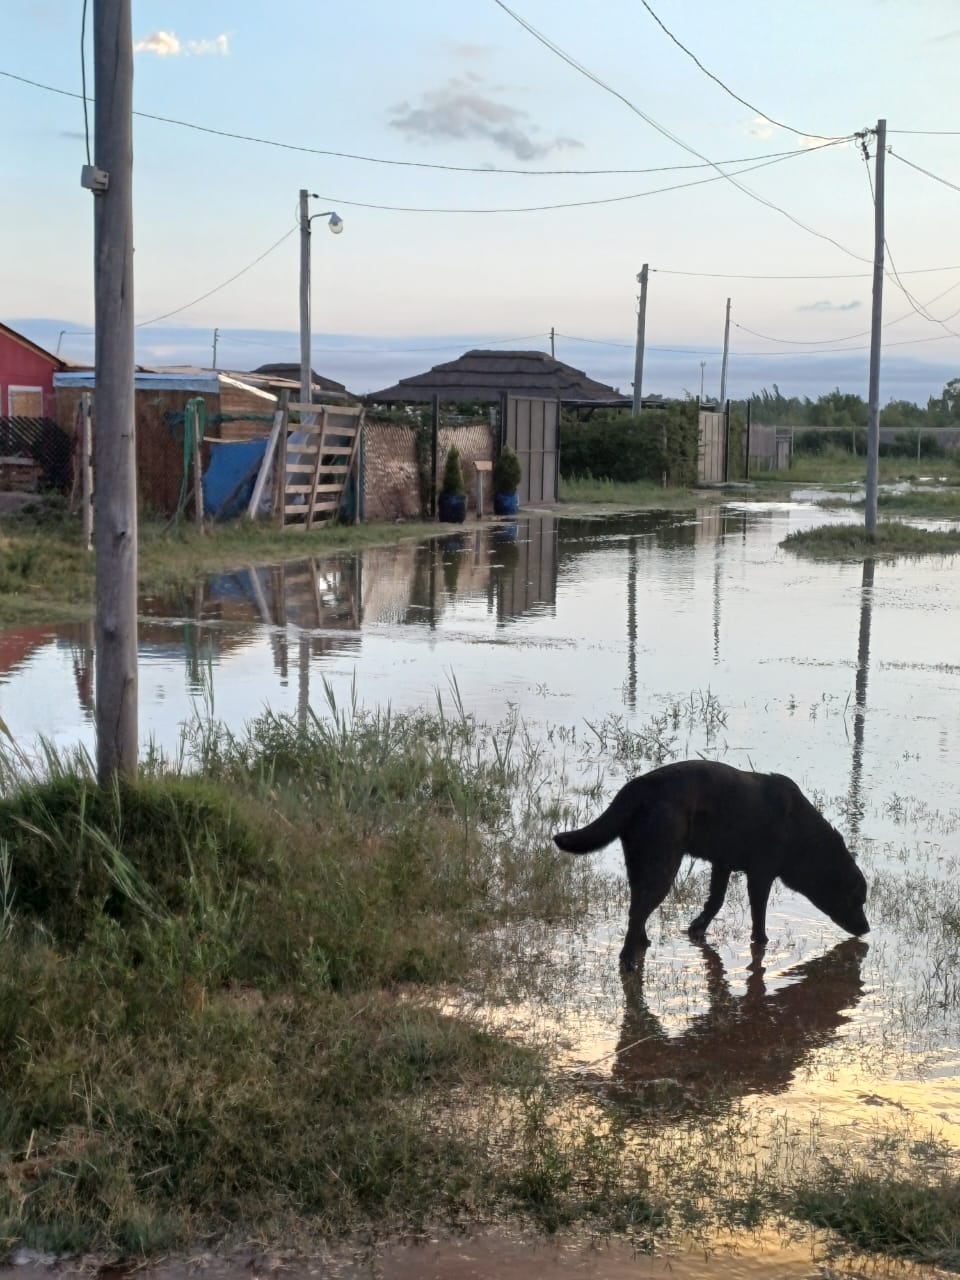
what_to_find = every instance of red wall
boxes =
[0,329,58,417]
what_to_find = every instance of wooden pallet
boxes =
[246,395,365,529]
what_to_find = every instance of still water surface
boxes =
[3,502,960,1240]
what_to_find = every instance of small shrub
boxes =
[493,446,523,494]
[441,446,466,497]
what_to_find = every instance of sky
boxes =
[2,0,960,402]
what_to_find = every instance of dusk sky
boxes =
[3,0,960,401]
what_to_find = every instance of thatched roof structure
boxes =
[252,362,352,400]
[365,348,630,407]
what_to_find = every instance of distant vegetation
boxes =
[749,379,960,431]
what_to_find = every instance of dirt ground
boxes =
[0,1232,941,1280]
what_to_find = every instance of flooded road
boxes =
[3,502,960,1272]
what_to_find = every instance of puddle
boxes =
[3,503,960,1266]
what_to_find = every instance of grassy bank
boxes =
[753,446,960,487]
[559,476,724,507]
[780,520,960,560]
[0,502,442,625]
[0,694,603,1254]
[817,487,960,519]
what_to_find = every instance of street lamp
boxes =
[299,190,344,415]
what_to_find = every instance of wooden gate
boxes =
[247,395,365,528]
[501,395,560,505]
[698,410,727,484]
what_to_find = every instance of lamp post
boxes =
[298,189,343,418]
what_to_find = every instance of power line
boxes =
[79,0,91,165]
[555,330,958,357]
[135,225,297,328]
[637,0,839,141]
[489,0,867,261]
[860,140,960,339]
[0,66,832,181]
[888,128,960,137]
[305,147,832,215]
[652,263,960,280]
[888,149,960,197]
[221,333,548,355]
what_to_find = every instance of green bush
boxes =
[441,446,466,497]
[493,445,522,494]
[559,402,699,487]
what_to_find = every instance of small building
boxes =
[53,368,278,515]
[0,321,65,418]
[250,363,355,402]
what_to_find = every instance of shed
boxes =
[250,363,355,402]
[365,348,630,409]
[1,321,64,418]
[53,369,277,514]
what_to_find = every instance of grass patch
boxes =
[0,500,442,625]
[559,476,718,507]
[818,488,960,518]
[791,1161,960,1271]
[780,520,960,560]
[752,447,960,487]
[0,691,626,1256]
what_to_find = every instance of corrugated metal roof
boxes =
[366,348,628,405]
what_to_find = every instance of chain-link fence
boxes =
[0,416,73,491]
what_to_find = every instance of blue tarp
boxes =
[202,439,268,520]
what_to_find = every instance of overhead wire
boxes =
[0,67,833,180]
[79,0,91,165]
[652,263,960,280]
[489,0,867,261]
[887,149,960,197]
[135,225,298,328]
[555,330,958,357]
[637,0,839,141]
[304,146,834,214]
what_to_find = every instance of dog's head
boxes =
[785,823,870,937]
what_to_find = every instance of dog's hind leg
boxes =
[619,820,685,970]
[687,863,731,940]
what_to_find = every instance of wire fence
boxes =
[0,416,73,491]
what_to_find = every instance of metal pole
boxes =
[299,188,313,420]
[92,0,138,782]
[865,119,886,538]
[632,263,648,416]
[744,398,752,480]
[81,391,93,551]
[212,327,219,369]
[719,297,731,406]
[430,394,440,518]
[550,326,555,359]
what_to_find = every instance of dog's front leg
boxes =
[746,872,774,945]
[688,863,731,939]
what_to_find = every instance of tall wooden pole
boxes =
[632,264,648,416]
[92,0,138,781]
[719,297,731,406]
[865,120,886,538]
[299,188,314,423]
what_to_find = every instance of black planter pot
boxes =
[438,492,467,523]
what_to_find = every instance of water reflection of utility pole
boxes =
[626,535,638,710]
[847,558,876,839]
[298,630,311,730]
[712,523,723,664]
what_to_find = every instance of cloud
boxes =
[748,115,776,141]
[389,77,582,161]
[445,41,496,60]
[797,299,863,313]
[929,27,960,42]
[134,31,229,57]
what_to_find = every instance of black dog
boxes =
[553,759,869,969]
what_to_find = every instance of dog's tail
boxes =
[553,780,641,855]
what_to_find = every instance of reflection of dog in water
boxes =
[553,760,869,970]
[609,939,869,1113]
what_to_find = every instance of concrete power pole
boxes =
[550,326,555,359]
[719,296,732,406]
[632,263,649,416]
[212,327,219,369]
[299,188,313,421]
[865,119,886,538]
[88,0,138,782]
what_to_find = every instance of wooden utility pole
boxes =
[212,327,219,369]
[549,326,555,359]
[719,297,731,406]
[632,263,649,416]
[865,120,886,537]
[299,188,314,423]
[89,0,138,781]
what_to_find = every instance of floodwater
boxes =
[3,500,960,1276]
